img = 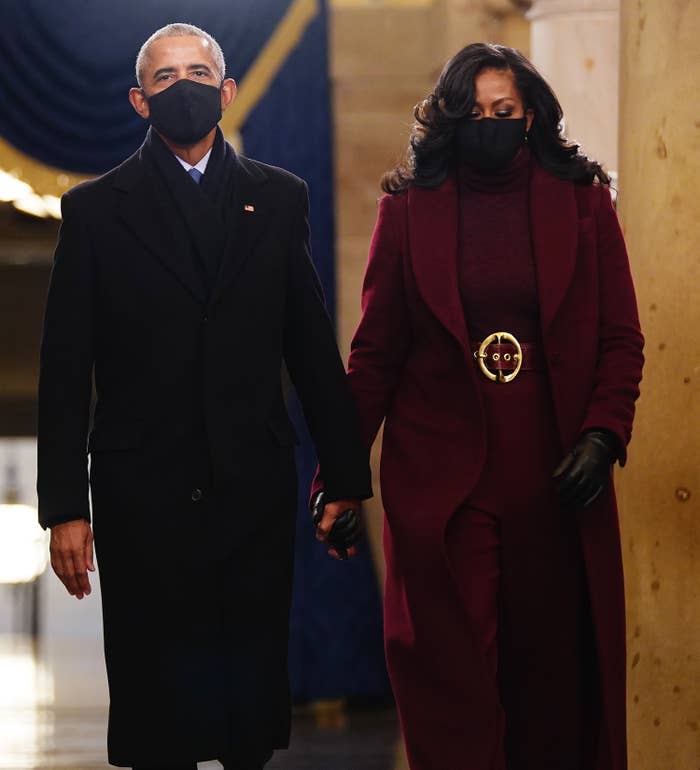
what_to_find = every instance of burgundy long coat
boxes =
[342,163,644,770]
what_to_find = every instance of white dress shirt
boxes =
[175,147,212,176]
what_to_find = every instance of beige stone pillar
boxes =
[616,1,700,766]
[527,0,619,173]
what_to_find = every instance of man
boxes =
[37,23,371,770]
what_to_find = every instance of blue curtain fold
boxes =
[0,0,388,701]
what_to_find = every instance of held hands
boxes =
[49,519,95,599]
[553,429,619,510]
[312,491,363,560]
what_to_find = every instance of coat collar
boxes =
[407,160,578,352]
[112,137,270,308]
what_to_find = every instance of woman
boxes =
[316,43,643,770]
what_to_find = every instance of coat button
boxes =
[191,488,203,502]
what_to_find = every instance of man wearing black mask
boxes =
[37,23,371,770]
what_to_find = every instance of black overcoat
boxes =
[37,138,372,766]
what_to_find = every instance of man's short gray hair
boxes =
[135,23,226,87]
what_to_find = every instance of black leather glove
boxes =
[311,490,363,560]
[553,429,619,510]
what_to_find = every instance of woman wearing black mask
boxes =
[316,43,644,770]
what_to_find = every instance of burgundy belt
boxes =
[471,332,545,383]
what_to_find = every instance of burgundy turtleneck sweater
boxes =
[458,147,540,344]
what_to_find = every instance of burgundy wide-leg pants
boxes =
[445,368,598,770]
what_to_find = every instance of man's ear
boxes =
[129,88,150,119]
[221,79,237,112]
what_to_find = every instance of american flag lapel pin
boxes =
[244,204,255,213]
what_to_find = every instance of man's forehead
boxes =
[145,36,216,69]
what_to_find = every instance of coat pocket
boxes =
[266,414,300,447]
[88,422,144,453]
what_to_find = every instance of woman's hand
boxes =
[312,491,363,560]
[553,429,619,510]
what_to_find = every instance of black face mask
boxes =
[455,117,527,171]
[146,79,222,145]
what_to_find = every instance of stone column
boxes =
[527,0,619,173]
[617,0,700,766]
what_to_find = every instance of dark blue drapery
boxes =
[0,0,388,701]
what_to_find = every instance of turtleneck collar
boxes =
[458,145,532,194]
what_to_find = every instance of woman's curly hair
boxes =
[382,43,610,194]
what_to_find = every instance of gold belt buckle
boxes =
[476,331,523,383]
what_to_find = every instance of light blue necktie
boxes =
[188,167,203,184]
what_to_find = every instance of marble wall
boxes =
[616,0,700,765]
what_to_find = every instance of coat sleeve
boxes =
[37,191,95,528]
[579,186,645,465]
[283,180,372,503]
[346,194,412,449]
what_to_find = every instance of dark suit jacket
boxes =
[36,140,372,765]
[329,164,643,770]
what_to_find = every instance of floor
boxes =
[0,634,407,770]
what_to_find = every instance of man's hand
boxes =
[49,519,95,599]
[313,495,363,560]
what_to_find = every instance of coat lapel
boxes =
[529,163,578,336]
[210,153,271,307]
[408,176,470,355]
[113,148,208,306]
